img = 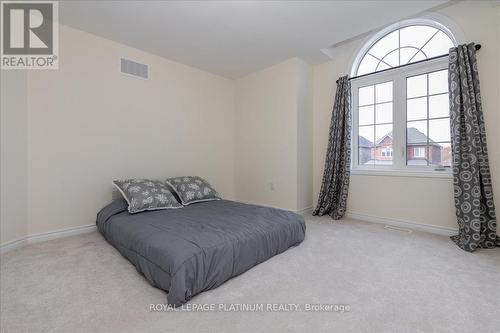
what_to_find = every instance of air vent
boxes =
[120,57,149,79]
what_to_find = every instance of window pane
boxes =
[358,126,374,166]
[400,47,415,64]
[353,26,456,169]
[400,48,427,64]
[406,68,451,168]
[376,102,392,124]
[436,142,452,167]
[411,51,426,62]
[357,55,378,76]
[359,146,374,165]
[375,144,393,165]
[375,81,393,103]
[359,105,374,125]
[375,124,392,142]
[427,143,450,167]
[359,85,374,106]
[407,97,427,121]
[428,70,448,95]
[380,49,399,68]
[429,118,450,142]
[400,25,437,50]
[376,62,391,71]
[407,74,427,98]
[373,124,392,165]
[421,31,454,58]
[429,94,449,119]
[359,125,374,145]
[369,30,399,60]
[408,146,429,166]
[407,122,428,144]
[375,123,393,165]
[414,147,426,158]
[356,25,454,76]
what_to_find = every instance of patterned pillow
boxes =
[113,179,182,213]
[165,176,221,205]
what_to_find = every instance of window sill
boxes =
[350,168,453,179]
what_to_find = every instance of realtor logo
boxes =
[1,1,58,69]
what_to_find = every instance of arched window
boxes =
[356,25,455,76]
[351,21,457,175]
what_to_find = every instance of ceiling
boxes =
[59,1,449,79]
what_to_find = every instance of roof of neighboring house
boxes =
[358,136,373,147]
[375,128,441,147]
[407,128,441,146]
[376,133,393,145]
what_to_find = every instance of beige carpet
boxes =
[1,215,499,333]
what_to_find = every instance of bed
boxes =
[96,199,306,306]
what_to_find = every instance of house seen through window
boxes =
[351,22,455,173]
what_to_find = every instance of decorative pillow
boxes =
[165,176,221,205]
[113,179,182,213]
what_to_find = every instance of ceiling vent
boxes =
[120,57,149,79]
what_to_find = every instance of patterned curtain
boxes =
[313,76,351,220]
[448,43,499,252]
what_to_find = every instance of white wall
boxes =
[313,1,500,231]
[1,0,497,247]
[235,58,312,211]
[235,59,298,211]
[0,71,28,244]
[2,24,314,247]
[296,60,313,212]
[25,25,235,235]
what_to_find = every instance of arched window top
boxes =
[355,24,456,76]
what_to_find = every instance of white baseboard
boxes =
[0,238,28,254]
[0,224,97,255]
[0,201,311,254]
[2,209,454,254]
[296,206,313,215]
[345,211,458,236]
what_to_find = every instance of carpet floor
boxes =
[1,215,499,333]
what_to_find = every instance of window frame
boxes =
[413,147,426,158]
[350,19,458,78]
[381,148,393,157]
[351,56,452,179]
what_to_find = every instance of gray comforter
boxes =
[96,199,306,306]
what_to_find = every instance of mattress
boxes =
[96,199,306,306]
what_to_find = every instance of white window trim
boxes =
[413,147,426,158]
[381,148,393,157]
[349,17,460,78]
[351,56,452,179]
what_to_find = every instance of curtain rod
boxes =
[337,44,482,84]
